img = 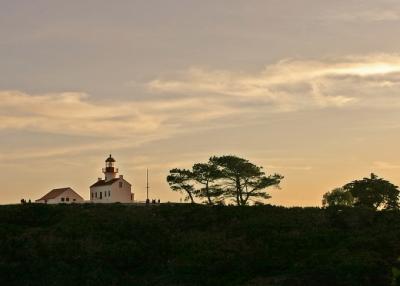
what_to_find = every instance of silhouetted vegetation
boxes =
[323,173,400,210]
[167,155,283,205]
[1,203,400,285]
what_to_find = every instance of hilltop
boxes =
[1,204,400,286]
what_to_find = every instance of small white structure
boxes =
[90,155,134,203]
[35,187,84,204]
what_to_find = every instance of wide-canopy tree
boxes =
[210,155,283,206]
[167,155,283,205]
[322,173,400,210]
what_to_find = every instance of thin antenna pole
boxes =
[146,168,149,201]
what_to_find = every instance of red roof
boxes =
[90,178,119,188]
[36,187,83,202]
[90,178,131,188]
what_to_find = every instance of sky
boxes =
[2,0,400,205]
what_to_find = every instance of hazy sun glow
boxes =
[331,63,400,76]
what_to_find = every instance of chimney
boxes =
[119,175,124,179]
[98,178,102,181]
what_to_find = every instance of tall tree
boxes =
[166,168,196,203]
[192,162,224,205]
[210,155,283,206]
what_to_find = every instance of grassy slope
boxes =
[1,204,400,286]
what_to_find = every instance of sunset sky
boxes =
[2,0,400,205]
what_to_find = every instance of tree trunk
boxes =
[243,193,250,205]
[235,176,242,206]
[206,181,212,205]
[187,191,195,204]
[242,184,250,205]
[239,192,244,205]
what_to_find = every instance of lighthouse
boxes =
[103,154,118,181]
[90,154,134,203]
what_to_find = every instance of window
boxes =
[73,199,76,202]
[61,197,65,202]
[100,192,102,199]
[119,182,123,188]
[108,190,111,197]
[95,192,97,198]
[66,197,69,202]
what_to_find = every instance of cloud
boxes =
[0,91,164,135]
[0,90,244,138]
[147,54,400,111]
[0,90,248,160]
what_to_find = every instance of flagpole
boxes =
[146,168,149,201]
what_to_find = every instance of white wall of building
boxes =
[90,178,133,203]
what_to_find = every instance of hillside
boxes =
[1,204,400,286]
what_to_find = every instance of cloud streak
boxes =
[0,91,243,138]
[148,54,400,111]
[0,90,246,161]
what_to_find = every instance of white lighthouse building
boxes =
[90,155,134,203]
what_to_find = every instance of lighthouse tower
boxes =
[90,154,133,203]
[103,154,118,181]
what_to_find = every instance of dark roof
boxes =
[36,187,83,202]
[106,154,116,163]
[90,178,120,188]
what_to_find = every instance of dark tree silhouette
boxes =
[167,155,283,205]
[322,173,399,210]
[345,173,399,210]
[192,162,224,205]
[210,155,283,206]
[166,168,196,203]
[322,188,354,207]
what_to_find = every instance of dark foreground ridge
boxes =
[1,204,400,286]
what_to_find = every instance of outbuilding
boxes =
[35,187,84,204]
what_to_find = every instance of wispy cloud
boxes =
[0,90,244,160]
[147,54,400,111]
[0,91,242,138]
[0,91,162,136]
